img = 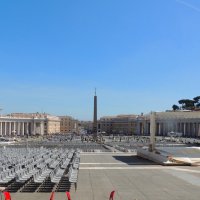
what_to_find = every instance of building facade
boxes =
[141,111,200,137]
[0,113,60,136]
[99,111,200,137]
[100,115,138,135]
[59,116,79,134]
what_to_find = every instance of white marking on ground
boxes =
[81,153,135,155]
[79,166,166,170]
[173,167,200,174]
[80,163,138,165]
[79,166,200,174]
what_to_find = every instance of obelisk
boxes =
[149,111,156,152]
[93,89,98,140]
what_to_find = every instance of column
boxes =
[0,122,2,136]
[9,122,11,136]
[187,123,189,137]
[15,122,17,135]
[180,122,182,133]
[150,112,156,151]
[141,123,144,135]
[26,122,29,135]
[34,122,36,135]
[187,123,190,137]
[192,123,195,137]
[193,123,196,137]
[184,123,186,136]
[40,121,44,135]
[22,122,24,136]
[13,122,16,136]
[25,122,27,135]
[5,122,7,136]
[31,121,36,135]
[18,122,20,135]
[195,123,198,137]
[190,123,193,137]
[188,123,190,137]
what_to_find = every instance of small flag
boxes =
[66,191,71,200]
[3,192,11,200]
[109,190,115,200]
[49,192,55,200]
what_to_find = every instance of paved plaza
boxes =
[8,152,200,200]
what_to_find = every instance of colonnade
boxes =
[0,121,45,136]
[138,120,200,137]
[153,121,200,137]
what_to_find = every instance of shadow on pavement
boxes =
[112,155,157,165]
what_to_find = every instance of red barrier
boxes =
[3,192,11,200]
[109,190,115,200]
[66,191,71,200]
[49,192,55,200]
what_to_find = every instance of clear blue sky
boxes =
[0,0,200,120]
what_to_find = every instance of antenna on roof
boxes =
[95,88,96,96]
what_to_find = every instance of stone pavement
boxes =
[9,153,200,200]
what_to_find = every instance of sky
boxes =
[0,0,200,120]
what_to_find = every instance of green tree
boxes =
[193,96,200,103]
[193,96,200,109]
[172,104,179,111]
[178,99,195,110]
[178,99,186,109]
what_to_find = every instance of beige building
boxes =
[45,115,61,134]
[59,116,78,134]
[0,113,60,136]
[100,115,138,135]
